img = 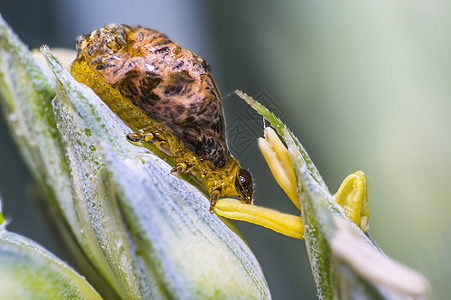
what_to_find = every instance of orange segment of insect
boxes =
[70,24,253,211]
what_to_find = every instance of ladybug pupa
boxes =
[70,24,253,211]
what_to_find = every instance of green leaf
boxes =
[0,14,59,195]
[0,14,271,299]
[0,197,101,300]
[42,46,271,299]
[0,231,102,300]
[0,14,126,298]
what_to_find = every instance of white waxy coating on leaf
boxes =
[0,230,101,300]
[40,47,270,299]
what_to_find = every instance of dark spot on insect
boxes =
[141,72,162,90]
[155,46,170,54]
[152,37,169,49]
[86,44,94,56]
[171,70,194,85]
[163,84,183,96]
[185,116,195,123]
[147,92,160,101]
[139,87,160,102]
[172,46,181,55]
[115,32,126,46]
[136,32,144,42]
[124,69,140,79]
[119,77,139,98]
[100,45,114,54]
[127,61,137,69]
[90,56,102,65]
[120,24,133,31]
[192,55,209,71]
[173,61,184,70]
[201,60,210,72]
[95,63,116,70]
[103,55,119,63]
[129,71,162,102]
[103,31,114,42]
[175,105,185,114]
[195,103,208,116]
[95,64,106,70]
[153,39,172,48]
[113,64,126,76]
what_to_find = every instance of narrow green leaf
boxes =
[44,46,152,299]
[0,14,60,197]
[0,203,3,226]
[235,90,329,195]
[0,15,131,298]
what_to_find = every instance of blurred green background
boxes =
[1,1,450,299]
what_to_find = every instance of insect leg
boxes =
[209,189,221,213]
[126,132,155,143]
[170,162,193,174]
[126,131,172,154]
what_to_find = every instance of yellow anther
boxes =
[214,198,303,239]
[258,127,300,211]
[334,171,369,232]
[215,126,369,239]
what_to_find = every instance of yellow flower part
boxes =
[215,199,303,239]
[215,126,369,238]
[258,127,300,211]
[334,171,369,232]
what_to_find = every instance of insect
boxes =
[70,24,253,211]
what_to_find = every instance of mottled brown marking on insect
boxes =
[71,24,254,210]
[74,24,227,167]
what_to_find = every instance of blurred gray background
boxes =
[1,0,450,299]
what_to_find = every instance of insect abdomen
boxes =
[72,24,228,167]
